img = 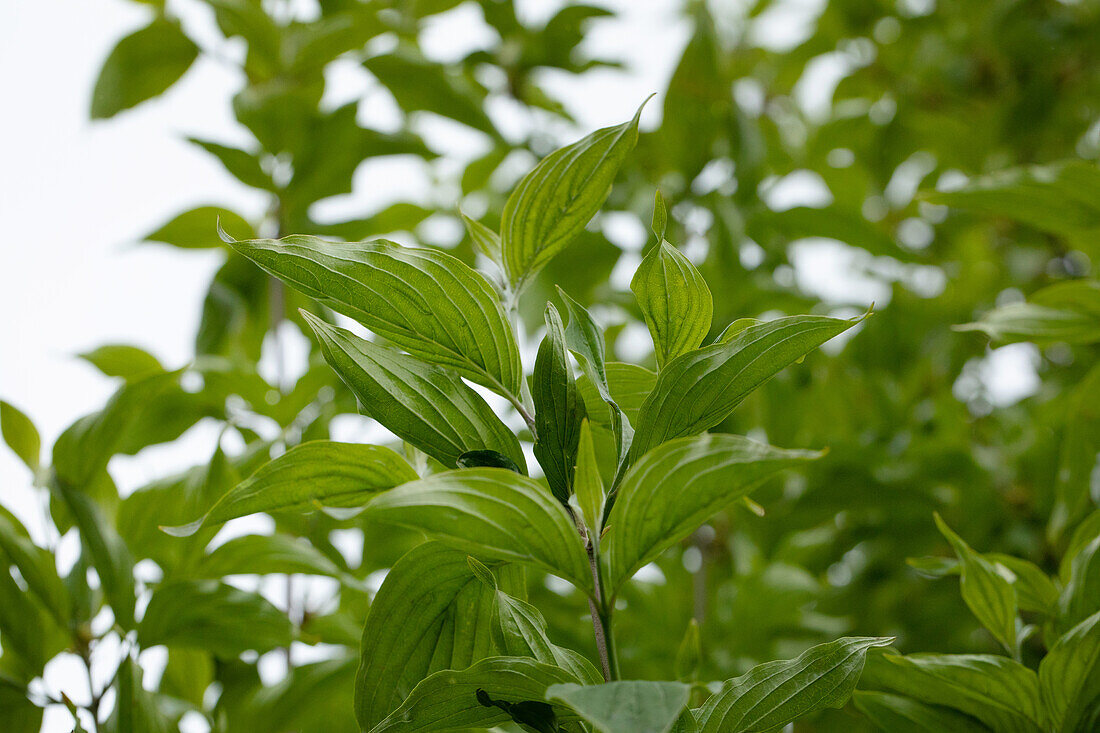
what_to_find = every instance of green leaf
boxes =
[573,420,606,538]
[603,434,821,595]
[0,513,68,627]
[457,450,522,473]
[651,190,668,241]
[631,241,713,370]
[191,533,363,587]
[1039,610,1100,732]
[501,104,646,289]
[985,554,1059,616]
[355,544,523,729]
[674,619,701,683]
[0,680,42,733]
[302,313,525,470]
[364,48,497,136]
[163,441,415,536]
[460,211,503,264]
[533,304,587,503]
[188,138,276,191]
[860,652,1044,733]
[365,468,593,593]
[853,691,990,732]
[1059,535,1100,633]
[696,637,893,733]
[576,362,656,429]
[0,560,67,677]
[369,656,581,733]
[469,557,602,686]
[547,681,690,733]
[934,513,1019,653]
[138,580,293,658]
[628,314,863,463]
[0,401,40,473]
[78,345,164,381]
[143,206,255,249]
[111,656,171,733]
[232,236,522,396]
[90,17,198,119]
[955,280,1100,345]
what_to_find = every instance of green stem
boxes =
[599,605,620,681]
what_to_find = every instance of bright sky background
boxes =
[0,1,1039,729]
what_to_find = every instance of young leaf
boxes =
[90,17,198,119]
[860,652,1044,733]
[631,241,712,370]
[696,637,893,733]
[651,190,668,241]
[0,400,40,473]
[573,420,606,538]
[163,441,416,536]
[369,656,581,733]
[355,544,523,729]
[533,304,587,503]
[138,580,293,658]
[1038,610,1100,732]
[628,314,863,463]
[853,691,990,732]
[460,210,503,264]
[1059,534,1100,629]
[233,236,523,396]
[985,554,1059,616]
[674,619,701,682]
[303,313,525,471]
[603,434,821,595]
[934,513,1019,654]
[77,344,164,381]
[546,681,691,733]
[365,468,593,593]
[501,103,646,289]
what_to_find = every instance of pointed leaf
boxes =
[852,691,990,732]
[697,637,893,732]
[631,241,712,369]
[233,236,522,395]
[0,401,40,473]
[1039,610,1100,732]
[574,420,605,537]
[533,304,587,503]
[163,441,416,536]
[90,17,197,118]
[303,313,525,470]
[460,211,503,263]
[628,314,863,463]
[365,468,593,593]
[502,105,645,288]
[604,434,821,595]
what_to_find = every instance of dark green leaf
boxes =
[853,690,990,732]
[533,304,587,503]
[1039,610,1100,733]
[90,18,198,119]
[547,681,689,733]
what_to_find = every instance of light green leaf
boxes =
[984,554,1059,616]
[573,420,605,538]
[631,241,712,370]
[365,468,593,593]
[853,691,990,732]
[111,656,171,733]
[934,513,1019,653]
[191,533,362,587]
[0,680,42,733]
[577,362,656,429]
[628,314,863,463]
[163,441,416,536]
[78,345,164,381]
[188,138,276,191]
[303,313,525,471]
[547,681,690,733]
[0,400,40,473]
[675,619,701,683]
[138,580,293,658]
[233,236,522,396]
[369,656,580,733]
[956,280,1100,345]
[460,210,503,264]
[0,513,68,627]
[860,652,1044,733]
[1058,535,1100,633]
[90,17,198,119]
[143,206,255,249]
[697,637,893,733]
[502,104,645,289]
[603,434,821,595]
[1039,610,1100,732]
[651,190,668,241]
[533,304,587,503]
[355,544,523,729]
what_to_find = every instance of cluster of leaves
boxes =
[3,0,1100,731]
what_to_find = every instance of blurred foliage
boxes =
[2,0,1099,730]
